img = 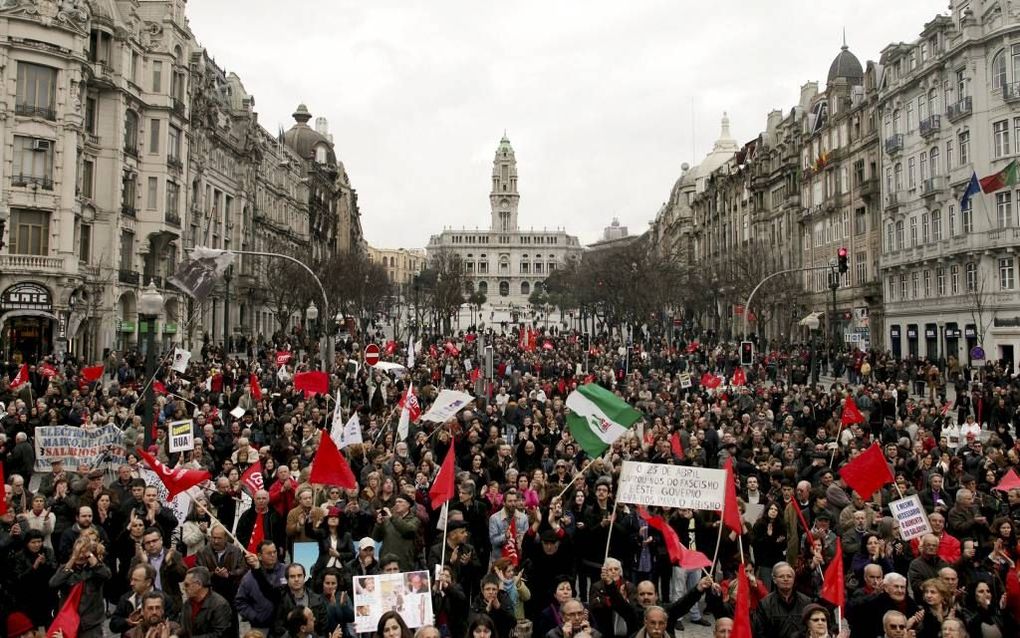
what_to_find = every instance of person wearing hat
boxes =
[5,612,39,638]
[427,516,470,569]
[346,536,380,583]
[38,458,77,499]
[10,528,58,627]
[310,506,353,586]
[372,493,421,571]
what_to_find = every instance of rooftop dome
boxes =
[689,112,740,185]
[827,44,864,85]
[282,104,336,165]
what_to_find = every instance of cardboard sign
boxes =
[679,373,692,389]
[617,461,727,511]
[168,419,194,453]
[353,571,434,633]
[890,495,932,541]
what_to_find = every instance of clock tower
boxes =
[490,133,519,232]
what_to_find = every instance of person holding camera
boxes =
[372,494,421,572]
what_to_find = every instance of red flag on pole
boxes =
[48,582,85,638]
[789,497,815,546]
[9,363,29,390]
[722,457,743,535]
[308,429,357,489]
[994,468,1020,492]
[732,564,752,638]
[246,511,265,554]
[275,350,292,366]
[80,364,104,383]
[153,380,169,396]
[670,431,684,459]
[430,445,456,510]
[250,373,263,401]
[700,373,722,389]
[821,538,845,612]
[293,370,329,398]
[841,396,865,425]
[39,362,58,379]
[637,507,712,570]
[731,367,746,386]
[240,461,265,495]
[136,447,211,500]
[444,341,460,356]
[837,442,894,500]
[502,517,520,566]
[0,462,7,515]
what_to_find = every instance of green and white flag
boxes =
[566,383,643,458]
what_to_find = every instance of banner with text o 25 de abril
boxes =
[617,461,727,511]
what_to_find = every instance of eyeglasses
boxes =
[887,624,906,630]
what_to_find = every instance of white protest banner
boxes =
[616,460,727,511]
[139,468,195,528]
[168,419,195,453]
[420,389,474,423]
[890,495,932,541]
[171,347,192,373]
[353,571,434,633]
[34,425,127,472]
[373,361,406,374]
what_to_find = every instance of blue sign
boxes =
[970,346,985,361]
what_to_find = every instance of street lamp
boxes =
[139,282,164,448]
[306,302,319,358]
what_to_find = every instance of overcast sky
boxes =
[186,1,943,248]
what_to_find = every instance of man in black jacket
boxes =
[109,563,170,636]
[750,562,812,638]
[236,490,287,558]
[272,563,328,638]
[180,567,234,638]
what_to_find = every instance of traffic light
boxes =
[837,247,848,274]
[740,340,754,366]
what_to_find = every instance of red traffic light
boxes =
[837,247,848,258]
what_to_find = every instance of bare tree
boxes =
[968,266,997,348]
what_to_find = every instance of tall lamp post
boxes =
[139,282,164,448]
[306,302,319,359]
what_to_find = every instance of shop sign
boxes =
[993,317,1020,328]
[890,328,901,338]
[120,321,135,333]
[925,328,937,338]
[965,326,977,338]
[907,329,918,338]
[0,282,52,311]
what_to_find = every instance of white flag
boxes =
[407,339,415,370]
[420,389,474,423]
[333,412,362,449]
[168,247,237,301]
[171,348,192,373]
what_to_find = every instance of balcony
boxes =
[86,133,100,147]
[885,192,901,210]
[946,96,972,122]
[859,176,880,199]
[14,103,56,121]
[920,176,946,198]
[171,98,186,117]
[118,269,140,285]
[167,156,183,171]
[919,115,941,138]
[11,174,54,190]
[123,144,138,158]
[165,211,181,227]
[882,227,1020,269]
[0,254,63,273]
[121,205,137,217]
[1004,82,1020,103]
[782,193,801,210]
[142,274,164,288]
[885,134,904,154]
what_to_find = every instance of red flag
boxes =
[48,582,85,638]
[275,350,292,366]
[732,564,752,638]
[246,511,265,554]
[308,429,357,489]
[249,373,263,401]
[542,340,554,351]
[731,367,746,386]
[685,341,700,354]
[841,396,865,426]
[398,386,421,422]
[9,363,29,389]
[994,468,1020,492]
[429,344,439,358]
[430,445,456,510]
[385,340,398,356]
[789,497,815,546]
[293,370,329,398]
[240,461,265,495]
[469,368,481,382]
[670,431,684,459]
[527,331,537,352]
[153,380,169,396]
[465,333,477,343]
[502,516,520,566]
[80,364,104,383]
[0,462,7,515]
[637,507,712,570]
[39,362,58,379]
[136,447,211,500]
[821,538,845,611]
[722,457,742,535]
[837,442,894,500]
[444,341,460,356]
[700,372,721,389]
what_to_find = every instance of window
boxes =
[923,270,932,297]
[888,277,896,301]
[997,192,1012,227]
[895,220,905,250]
[946,139,953,170]
[520,261,530,274]
[166,181,180,218]
[962,200,973,233]
[478,281,488,295]
[854,207,867,234]
[1015,118,1020,154]
[894,163,903,190]
[951,265,960,294]
[152,60,163,92]
[910,216,918,246]
[521,281,530,296]
[931,209,942,241]
[499,281,509,297]
[899,274,907,299]
[122,173,136,213]
[147,177,158,209]
[169,126,181,162]
[887,223,895,252]
[908,157,916,189]
[1000,257,1015,289]
[959,131,970,164]
[79,223,91,263]
[81,159,94,199]
[957,69,968,99]
[85,96,97,134]
[928,88,939,118]
[15,62,56,119]
[949,204,957,236]
[936,267,946,296]
[930,147,940,176]
[965,262,978,292]
[149,118,161,154]
[119,230,134,272]
[911,272,919,298]
[922,213,929,243]
[906,103,914,133]
[992,49,1007,91]
[315,145,328,164]
[920,153,927,182]
[994,120,1010,158]
[124,110,139,154]
[131,50,139,84]
[855,251,867,285]
[9,209,50,255]
[12,136,54,189]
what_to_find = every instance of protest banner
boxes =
[890,495,932,541]
[138,468,195,528]
[679,373,692,389]
[168,419,194,453]
[353,571,434,633]
[33,425,127,472]
[617,461,727,511]
[420,389,473,423]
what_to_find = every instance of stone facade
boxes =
[0,0,362,362]
[366,245,425,293]
[427,135,582,306]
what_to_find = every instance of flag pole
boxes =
[603,501,618,562]
[438,501,450,573]
[709,516,725,577]
[554,459,594,502]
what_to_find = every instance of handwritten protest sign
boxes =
[617,461,726,511]
[890,495,932,541]
[33,425,127,472]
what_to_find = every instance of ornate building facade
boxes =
[0,0,362,363]
[426,135,582,306]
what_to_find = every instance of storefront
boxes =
[890,325,901,359]
[924,324,938,361]
[945,323,961,363]
[0,282,56,363]
[965,324,978,365]
[906,324,919,358]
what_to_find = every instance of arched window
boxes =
[993,49,1007,91]
[521,281,530,296]
[478,281,488,295]
[124,110,138,152]
[919,151,928,181]
[499,281,509,297]
[315,145,328,164]
[464,281,474,294]
[893,109,901,134]
[927,89,939,118]
[929,147,940,176]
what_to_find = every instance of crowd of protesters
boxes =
[1,323,1020,638]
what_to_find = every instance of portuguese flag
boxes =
[980,159,1019,193]
[566,383,642,457]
